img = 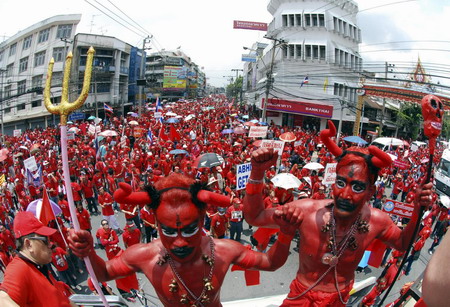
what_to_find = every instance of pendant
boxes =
[157,254,169,266]
[202,254,214,266]
[169,279,178,293]
[357,220,370,233]
[322,252,339,267]
[321,222,331,233]
[348,236,358,251]
[180,294,190,305]
[200,294,210,304]
[203,277,214,291]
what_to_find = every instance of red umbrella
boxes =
[244,121,257,127]
[279,132,296,142]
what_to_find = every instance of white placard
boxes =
[24,156,38,172]
[260,140,285,156]
[236,162,252,191]
[13,129,22,137]
[67,131,75,140]
[322,163,337,185]
[248,126,268,138]
[154,112,162,119]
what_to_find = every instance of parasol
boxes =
[184,114,195,121]
[26,198,62,217]
[221,129,234,135]
[129,120,139,126]
[194,153,224,168]
[271,173,301,190]
[87,115,96,120]
[279,132,297,142]
[98,130,118,137]
[233,127,247,135]
[166,111,177,117]
[165,118,180,124]
[303,162,325,170]
[343,136,368,145]
[169,149,189,155]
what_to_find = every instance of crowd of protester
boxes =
[0,95,448,304]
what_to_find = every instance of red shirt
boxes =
[122,228,141,248]
[140,207,156,227]
[98,192,114,216]
[119,203,138,219]
[51,247,69,271]
[76,208,92,230]
[0,256,72,307]
[80,179,95,198]
[71,182,82,201]
[211,214,228,237]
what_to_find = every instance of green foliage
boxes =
[442,114,450,140]
[396,102,423,139]
[226,76,243,99]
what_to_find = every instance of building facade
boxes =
[243,0,363,132]
[0,14,81,133]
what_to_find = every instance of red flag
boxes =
[169,124,181,141]
[39,187,56,226]
[159,125,168,141]
[367,239,387,268]
[253,227,279,251]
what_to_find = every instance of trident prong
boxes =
[44,46,95,125]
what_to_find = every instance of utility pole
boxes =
[231,69,243,105]
[139,36,152,115]
[94,70,98,118]
[261,36,286,123]
[0,68,5,142]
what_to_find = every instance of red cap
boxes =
[14,211,57,238]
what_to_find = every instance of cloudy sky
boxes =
[1,0,449,88]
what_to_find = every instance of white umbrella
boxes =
[185,114,195,121]
[98,130,118,137]
[303,162,325,170]
[68,127,80,133]
[129,120,139,126]
[270,173,301,190]
[440,195,450,208]
[166,111,177,117]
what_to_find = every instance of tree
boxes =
[396,102,423,140]
[226,76,243,102]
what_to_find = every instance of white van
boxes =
[435,149,450,197]
[370,137,405,152]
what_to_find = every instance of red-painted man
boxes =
[69,173,298,307]
[243,121,433,307]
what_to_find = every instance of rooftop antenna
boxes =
[89,14,101,33]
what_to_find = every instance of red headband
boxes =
[113,182,231,208]
[320,120,392,169]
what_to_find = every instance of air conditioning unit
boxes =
[6,101,11,106]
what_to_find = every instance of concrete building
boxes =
[243,0,363,133]
[0,14,82,133]
[145,49,206,102]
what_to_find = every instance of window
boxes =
[17,103,26,110]
[38,28,50,43]
[6,64,14,77]
[289,45,295,57]
[23,35,32,50]
[34,51,46,67]
[312,14,318,26]
[305,45,312,59]
[282,45,288,58]
[289,14,295,27]
[320,46,326,60]
[56,25,72,38]
[312,46,319,59]
[0,50,4,62]
[319,15,325,26]
[296,45,302,58]
[282,15,288,27]
[53,47,67,62]
[295,14,302,26]
[305,14,311,27]
[4,107,11,114]
[19,57,28,73]
[32,75,43,89]
[4,85,11,98]
[9,43,17,57]
[32,100,42,108]
[17,80,26,95]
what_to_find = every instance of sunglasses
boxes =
[28,236,50,246]
[102,223,109,226]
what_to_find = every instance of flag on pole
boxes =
[147,128,153,144]
[169,124,181,141]
[323,77,329,92]
[39,187,56,226]
[300,76,309,87]
[155,97,162,112]
[104,103,114,113]
[159,126,168,141]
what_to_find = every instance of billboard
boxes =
[263,98,333,118]
[163,66,187,91]
[242,54,257,62]
[233,20,268,31]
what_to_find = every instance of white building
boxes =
[243,0,363,132]
[0,14,81,133]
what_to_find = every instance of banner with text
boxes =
[263,98,333,118]
[382,199,415,219]
[236,162,252,191]
[322,163,337,185]
[248,126,268,138]
[260,140,285,156]
[233,20,268,31]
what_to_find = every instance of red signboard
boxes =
[382,199,415,219]
[233,20,268,31]
[393,160,409,169]
[263,98,333,118]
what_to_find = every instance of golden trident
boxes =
[44,46,95,125]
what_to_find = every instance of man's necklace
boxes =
[158,237,215,306]
[287,204,370,304]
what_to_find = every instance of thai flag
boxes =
[301,76,309,87]
[147,129,153,144]
[155,97,161,112]
[104,103,113,113]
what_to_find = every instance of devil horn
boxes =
[368,146,393,168]
[198,190,231,207]
[113,182,151,206]
[320,120,343,157]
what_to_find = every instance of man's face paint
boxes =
[156,201,204,262]
[332,162,375,218]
